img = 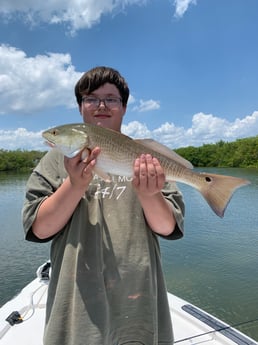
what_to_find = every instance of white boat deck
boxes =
[168,293,257,345]
[0,278,47,345]
[0,269,257,345]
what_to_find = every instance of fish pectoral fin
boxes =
[64,149,83,158]
[134,139,193,169]
[94,167,111,182]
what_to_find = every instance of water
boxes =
[161,167,258,340]
[0,172,50,305]
[0,169,258,340]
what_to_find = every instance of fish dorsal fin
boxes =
[134,139,193,169]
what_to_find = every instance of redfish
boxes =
[42,123,250,217]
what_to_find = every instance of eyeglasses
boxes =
[82,96,122,109]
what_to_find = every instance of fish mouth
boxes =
[44,139,56,148]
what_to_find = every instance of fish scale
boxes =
[85,124,190,178]
[42,123,250,218]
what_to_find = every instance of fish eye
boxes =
[205,176,212,182]
[52,129,59,136]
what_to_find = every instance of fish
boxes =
[42,123,250,218]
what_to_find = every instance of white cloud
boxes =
[173,0,197,18]
[0,44,159,116]
[132,99,160,112]
[0,0,194,34]
[123,111,258,148]
[122,121,151,138]
[226,112,258,138]
[0,0,147,35]
[189,112,228,141]
[1,111,257,151]
[188,112,258,145]
[0,128,44,151]
[152,122,186,147]
[128,94,136,105]
[0,44,81,114]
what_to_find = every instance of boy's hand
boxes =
[132,154,165,196]
[64,147,101,190]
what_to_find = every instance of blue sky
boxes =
[0,0,258,151]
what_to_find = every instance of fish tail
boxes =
[198,173,250,217]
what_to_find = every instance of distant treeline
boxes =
[175,136,258,168]
[0,135,258,172]
[0,149,46,172]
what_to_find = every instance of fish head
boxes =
[42,124,89,158]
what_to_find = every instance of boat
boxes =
[0,262,257,345]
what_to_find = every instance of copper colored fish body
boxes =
[42,123,250,217]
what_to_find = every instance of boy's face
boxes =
[79,83,126,132]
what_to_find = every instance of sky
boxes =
[0,0,258,151]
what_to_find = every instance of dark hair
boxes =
[75,66,130,107]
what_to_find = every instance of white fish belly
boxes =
[96,153,134,177]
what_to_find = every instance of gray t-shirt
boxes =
[22,149,184,345]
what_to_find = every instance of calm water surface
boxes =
[0,168,258,340]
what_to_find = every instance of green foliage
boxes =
[0,149,46,172]
[175,136,258,168]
